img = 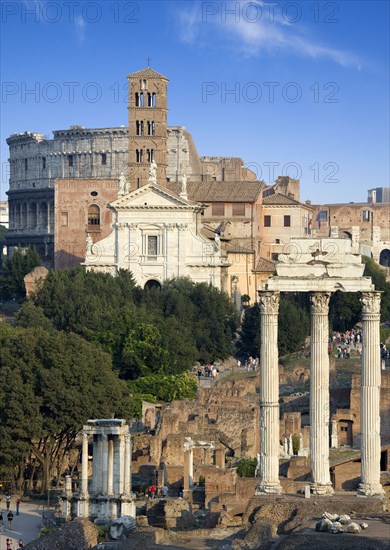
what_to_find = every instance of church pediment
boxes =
[110,183,198,210]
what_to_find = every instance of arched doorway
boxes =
[379,249,390,267]
[144,279,161,291]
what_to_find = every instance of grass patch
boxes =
[329,448,360,465]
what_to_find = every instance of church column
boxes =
[256,291,282,495]
[81,432,89,497]
[309,292,333,495]
[358,292,385,497]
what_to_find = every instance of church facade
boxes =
[84,180,226,289]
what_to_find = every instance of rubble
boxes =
[315,511,366,535]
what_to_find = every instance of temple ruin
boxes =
[257,237,384,497]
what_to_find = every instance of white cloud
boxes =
[74,15,86,45]
[176,3,362,69]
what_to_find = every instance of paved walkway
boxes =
[0,499,51,549]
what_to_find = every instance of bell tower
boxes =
[128,67,169,190]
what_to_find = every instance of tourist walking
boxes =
[16,498,21,515]
[0,509,3,525]
[19,539,25,548]
[5,494,11,511]
[7,510,13,530]
[6,538,12,550]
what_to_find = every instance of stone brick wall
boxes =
[54,178,118,270]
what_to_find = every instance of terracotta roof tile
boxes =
[253,256,276,272]
[128,68,168,80]
[167,181,265,203]
[262,193,302,205]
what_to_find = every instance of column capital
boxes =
[258,291,280,314]
[361,291,381,315]
[309,291,331,314]
[82,432,89,442]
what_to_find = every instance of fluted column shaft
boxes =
[118,435,125,495]
[101,434,108,495]
[256,291,282,494]
[107,438,114,496]
[310,292,333,495]
[124,433,131,496]
[81,432,89,497]
[358,291,384,497]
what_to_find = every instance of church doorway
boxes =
[144,279,162,291]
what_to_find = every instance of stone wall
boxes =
[54,178,118,269]
[332,460,361,491]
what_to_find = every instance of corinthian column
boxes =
[256,291,282,495]
[358,292,385,497]
[81,432,89,497]
[310,292,333,495]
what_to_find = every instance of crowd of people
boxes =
[197,364,220,380]
[237,356,259,371]
[332,328,389,361]
[0,494,24,549]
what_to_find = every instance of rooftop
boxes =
[167,181,265,203]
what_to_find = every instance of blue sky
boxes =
[1,0,389,203]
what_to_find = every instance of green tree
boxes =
[121,323,170,378]
[15,301,54,331]
[278,299,309,356]
[238,296,309,357]
[238,302,261,358]
[0,324,128,490]
[329,256,390,330]
[0,248,41,301]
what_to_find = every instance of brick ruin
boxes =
[131,370,390,522]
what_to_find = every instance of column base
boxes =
[61,497,72,520]
[357,482,385,498]
[120,495,136,517]
[255,481,283,495]
[75,495,90,518]
[311,483,334,496]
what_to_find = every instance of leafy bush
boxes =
[236,457,257,477]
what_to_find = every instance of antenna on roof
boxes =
[147,56,152,67]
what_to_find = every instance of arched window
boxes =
[148,121,155,135]
[147,149,154,162]
[135,92,144,107]
[136,120,144,135]
[136,149,143,163]
[152,93,156,107]
[88,204,100,229]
